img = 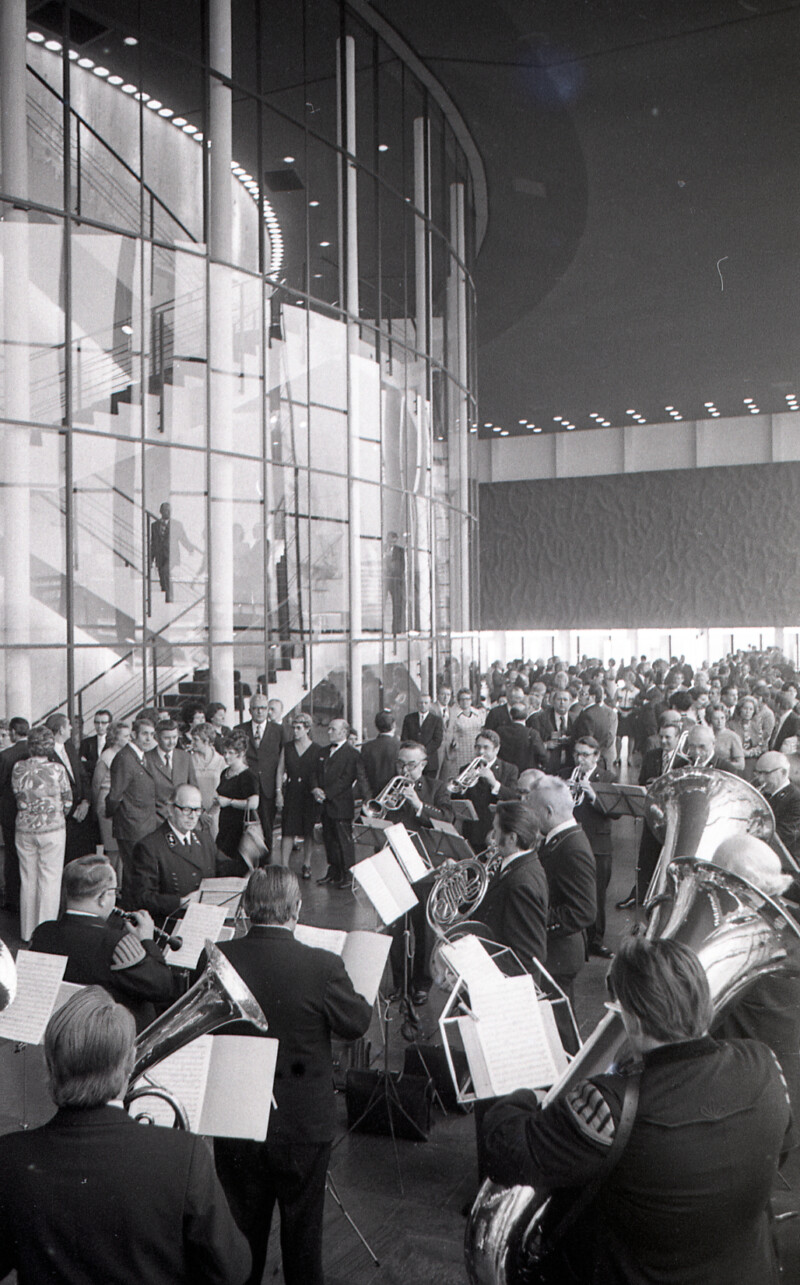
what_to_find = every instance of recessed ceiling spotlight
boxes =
[600,420,610,427]
[500,430,509,436]
[553,416,563,422]
[120,83,136,94]
[145,98,162,109]
[319,240,330,247]
[182,123,197,134]
[378,143,389,152]
[711,411,720,417]
[283,155,295,164]
[135,91,149,101]
[743,398,754,404]
[44,39,62,51]
[673,414,683,421]
[785,394,796,401]
[309,199,319,207]
[77,56,94,68]
[565,425,575,431]
[484,422,492,428]
[626,409,637,415]
[93,66,111,77]
[172,117,188,127]
[123,36,138,46]
[68,49,79,60]
[120,324,133,335]
[158,107,174,117]
[533,426,543,433]
[518,419,527,424]
[27,31,45,43]
[664,405,674,411]
[107,75,123,85]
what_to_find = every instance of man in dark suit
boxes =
[31,853,176,1031]
[449,728,520,852]
[537,688,574,774]
[360,710,399,797]
[571,682,616,767]
[0,716,29,911]
[106,715,159,907]
[46,712,96,861]
[79,708,113,785]
[484,684,526,733]
[0,987,250,1284]
[479,800,548,973]
[566,737,619,958]
[145,718,198,822]
[616,715,691,909]
[242,693,284,855]
[684,722,742,774]
[525,775,596,1053]
[754,751,800,862]
[769,691,800,751]
[311,718,369,889]
[483,937,791,1285]
[497,704,546,775]
[400,693,443,778]
[381,740,454,1003]
[208,868,372,1285]
[132,784,238,922]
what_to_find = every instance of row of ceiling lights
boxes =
[27,29,285,274]
[483,394,800,437]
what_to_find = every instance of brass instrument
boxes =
[567,764,590,804]
[663,727,689,773]
[124,939,268,1127]
[362,775,412,820]
[447,756,489,794]
[426,841,501,988]
[464,768,800,1285]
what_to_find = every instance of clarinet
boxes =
[111,907,183,953]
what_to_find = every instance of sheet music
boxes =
[166,903,227,969]
[467,973,560,1095]
[0,952,67,1045]
[457,1015,494,1098]
[352,847,417,925]
[439,934,504,990]
[384,823,430,883]
[199,1035,278,1140]
[294,924,348,955]
[130,1037,213,1130]
[198,876,247,908]
[340,931,392,1005]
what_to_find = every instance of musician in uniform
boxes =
[448,729,519,852]
[0,987,250,1284]
[753,751,800,863]
[30,853,176,1031]
[384,740,453,1004]
[482,937,790,1285]
[564,736,619,958]
[479,800,548,974]
[131,784,240,923]
[617,713,690,909]
[206,868,372,1285]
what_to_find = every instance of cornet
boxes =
[447,756,489,794]
[362,775,412,819]
[567,764,590,803]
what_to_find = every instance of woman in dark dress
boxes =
[213,730,260,863]
[278,712,321,878]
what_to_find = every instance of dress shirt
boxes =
[543,818,578,845]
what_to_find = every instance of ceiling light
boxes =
[378,143,389,152]
[44,39,62,52]
[786,394,796,401]
[711,411,720,417]
[120,324,133,335]
[68,50,79,61]
[665,405,674,411]
[565,425,575,431]
[145,99,162,109]
[158,107,174,117]
[123,36,138,46]
[107,74,123,85]
[172,117,188,127]
[743,398,753,404]
[626,409,637,415]
[673,415,683,420]
[283,155,295,164]
[484,423,492,428]
[553,416,563,422]
[600,420,610,427]
[93,66,110,77]
[319,240,330,247]
[182,124,197,134]
[27,32,45,43]
[135,91,149,101]
[533,426,543,433]
[77,56,94,68]
[500,430,510,436]
[309,199,319,207]
[704,402,715,408]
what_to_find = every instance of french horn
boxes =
[125,939,268,1127]
[464,768,800,1285]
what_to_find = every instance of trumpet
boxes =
[362,775,412,820]
[447,756,489,794]
[567,764,590,803]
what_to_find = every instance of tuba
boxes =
[125,940,269,1127]
[464,769,800,1285]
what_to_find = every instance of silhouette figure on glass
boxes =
[150,502,197,603]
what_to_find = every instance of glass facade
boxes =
[0,0,480,734]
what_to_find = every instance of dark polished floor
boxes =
[1,793,799,1283]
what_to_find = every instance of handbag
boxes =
[238,804,268,868]
[522,1069,642,1285]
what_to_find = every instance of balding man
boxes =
[132,784,236,922]
[754,752,800,863]
[539,689,574,774]
[524,776,596,1052]
[311,718,368,889]
[685,723,740,772]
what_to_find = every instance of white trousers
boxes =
[17,828,65,942]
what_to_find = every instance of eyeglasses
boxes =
[174,804,202,814]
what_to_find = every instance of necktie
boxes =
[165,753,172,774]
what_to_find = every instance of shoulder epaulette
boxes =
[565,1081,616,1147]
[110,933,147,971]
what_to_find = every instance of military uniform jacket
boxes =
[30,911,175,1031]
[569,766,620,857]
[484,1037,791,1285]
[131,820,231,920]
[539,823,596,979]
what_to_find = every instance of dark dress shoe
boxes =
[317,873,336,885]
[411,988,429,1006]
[589,942,614,959]
[301,866,311,880]
[336,877,353,890]
[615,891,637,910]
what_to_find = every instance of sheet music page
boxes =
[340,931,392,1005]
[0,952,67,1045]
[539,999,569,1078]
[200,1035,278,1140]
[384,823,430,883]
[439,934,504,990]
[129,1036,213,1131]
[469,973,559,1094]
[166,903,228,969]
[294,925,348,955]
[198,877,247,908]
[352,848,417,925]
[456,1014,494,1099]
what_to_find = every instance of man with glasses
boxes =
[132,784,237,923]
[31,853,176,1031]
[566,736,619,959]
[754,751,800,862]
[243,694,284,857]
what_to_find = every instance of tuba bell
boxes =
[125,939,268,1127]
[464,768,800,1285]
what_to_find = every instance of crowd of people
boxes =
[0,643,799,1282]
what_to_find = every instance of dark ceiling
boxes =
[373,0,800,438]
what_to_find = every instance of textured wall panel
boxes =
[479,462,800,629]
